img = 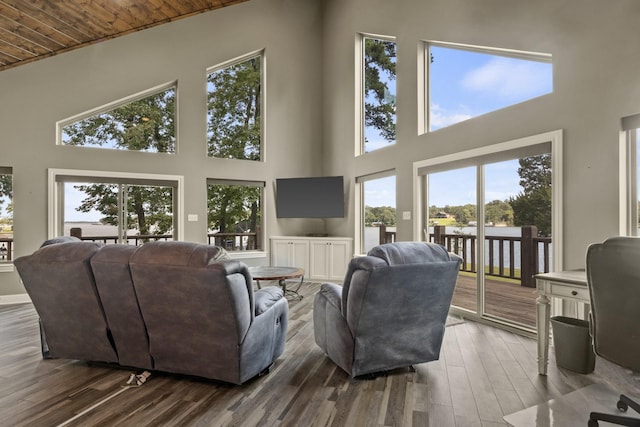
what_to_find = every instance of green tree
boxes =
[484,199,514,225]
[364,38,396,145]
[0,174,12,229]
[364,206,396,226]
[509,154,552,236]
[207,57,261,160]
[62,88,176,152]
[74,184,173,236]
[208,184,261,234]
[0,174,11,210]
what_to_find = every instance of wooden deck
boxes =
[451,274,538,328]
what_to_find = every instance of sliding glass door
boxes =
[51,171,180,245]
[420,140,555,329]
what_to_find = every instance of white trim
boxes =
[412,129,563,260]
[0,293,31,305]
[356,33,397,156]
[48,169,184,241]
[56,81,177,146]
[427,40,552,63]
[228,251,268,260]
[205,49,264,74]
[0,263,14,273]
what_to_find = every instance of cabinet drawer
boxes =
[550,283,590,300]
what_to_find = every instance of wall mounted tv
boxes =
[276,176,345,218]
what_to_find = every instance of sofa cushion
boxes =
[254,286,284,315]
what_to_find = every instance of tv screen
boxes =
[276,176,345,218]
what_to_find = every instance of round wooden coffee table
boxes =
[249,266,305,300]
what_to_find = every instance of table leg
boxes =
[279,277,304,300]
[537,292,551,375]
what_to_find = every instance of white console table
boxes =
[535,270,589,375]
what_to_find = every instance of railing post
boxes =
[70,227,82,238]
[434,225,446,245]
[379,224,387,244]
[521,225,538,288]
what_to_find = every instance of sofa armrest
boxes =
[319,282,343,311]
[255,286,285,315]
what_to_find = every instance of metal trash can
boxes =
[550,316,596,374]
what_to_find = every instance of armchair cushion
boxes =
[255,286,285,315]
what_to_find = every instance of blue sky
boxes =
[365,43,552,208]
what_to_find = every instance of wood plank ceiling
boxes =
[0,0,250,72]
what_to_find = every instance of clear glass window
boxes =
[207,54,262,160]
[55,175,177,245]
[362,36,396,154]
[60,86,176,153]
[207,181,263,251]
[428,43,552,131]
[361,175,396,253]
[0,168,13,262]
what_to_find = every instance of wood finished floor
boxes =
[0,282,634,427]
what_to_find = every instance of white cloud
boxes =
[430,103,473,130]
[461,57,551,99]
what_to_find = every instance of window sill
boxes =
[227,250,267,260]
[0,263,15,273]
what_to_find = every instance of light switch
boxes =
[188,214,198,222]
[402,211,411,220]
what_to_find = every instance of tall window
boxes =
[360,35,396,154]
[49,170,182,244]
[207,53,263,161]
[357,171,396,253]
[416,131,562,331]
[59,84,176,153]
[0,167,13,264]
[207,180,264,251]
[426,42,552,132]
[622,114,640,235]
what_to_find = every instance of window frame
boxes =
[206,50,265,162]
[56,81,177,153]
[355,169,396,254]
[620,113,640,235]
[0,166,13,272]
[206,178,266,254]
[420,40,553,134]
[413,130,563,269]
[48,169,184,242]
[356,33,397,156]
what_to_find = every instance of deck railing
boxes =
[378,224,551,287]
[207,232,258,251]
[0,237,13,261]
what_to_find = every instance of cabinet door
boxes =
[328,240,351,280]
[271,239,292,267]
[290,240,309,272]
[309,240,330,280]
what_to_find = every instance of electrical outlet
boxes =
[402,211,411,220]
[187,214,198,222]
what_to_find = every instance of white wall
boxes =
[321,0,640,268]
[0,0,324,295]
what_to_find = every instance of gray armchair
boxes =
[586,236,640,426]
[313,242,462,377]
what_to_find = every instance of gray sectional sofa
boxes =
[14,238,289,385]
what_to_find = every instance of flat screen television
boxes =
[276,176,345,218]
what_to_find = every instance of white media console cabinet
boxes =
[270,236,353,281]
